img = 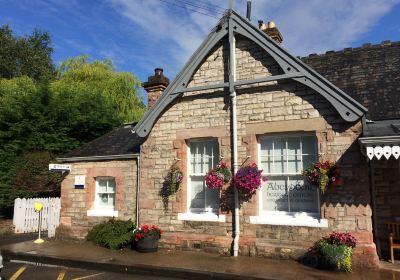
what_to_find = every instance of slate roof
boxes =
[59,123,142,160]
[364,119,400,137]
[302,41,400,121]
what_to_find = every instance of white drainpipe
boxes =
[229,22,240,257]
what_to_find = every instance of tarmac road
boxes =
[0,261,181,280]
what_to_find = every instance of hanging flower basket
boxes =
[163,165,183,194]
[205,162,231,189]
[232,163,267,195]
[302,160,340,194]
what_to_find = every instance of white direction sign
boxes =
[49,164,71,171]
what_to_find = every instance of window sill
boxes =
[87,209,118,217]
[250,214,328,228]
[178,212,226,222]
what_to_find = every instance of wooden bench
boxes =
[388,222,400,263]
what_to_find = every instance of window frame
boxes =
[87,176,118,217]
[95,176,116,210]
[252,133,327,227]
[177,138,226,222]
[187,138,220,214]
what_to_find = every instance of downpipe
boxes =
[232,93,240,257]
[229,18,240,257]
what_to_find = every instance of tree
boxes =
[0,56,146,215]
[50,56,146,143]
[0,25,55,81]
[0,77,61,214]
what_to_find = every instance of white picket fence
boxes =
[13,197,61,238]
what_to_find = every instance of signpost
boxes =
[34,202,44,244]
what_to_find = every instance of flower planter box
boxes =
[135,235,159,253]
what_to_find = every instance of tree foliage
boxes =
[0,26,146,215]
[47,56,145,146]
[0,25,55,81]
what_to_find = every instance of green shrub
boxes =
[318,241,353,272]
[86,219,136,250]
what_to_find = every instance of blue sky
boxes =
[1,0,399,83]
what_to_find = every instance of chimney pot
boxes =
[267,21,276,28]
[259,19,283,44]
[258,20,267,31]
[155,68,163,76]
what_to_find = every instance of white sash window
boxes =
[96,177,116,209]
[259,135,319,218]
[87,176,118,217]
[188,139,219,214]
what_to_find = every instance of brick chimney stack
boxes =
[258,20,283,44]
[142,68,170,110]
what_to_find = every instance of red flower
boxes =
[133,224,163,241]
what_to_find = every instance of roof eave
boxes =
[359,136,400,146]
[57,154,140,163]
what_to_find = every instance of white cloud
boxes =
[252,0,400,56]
[107,0,225,75]
[107,0,399,76]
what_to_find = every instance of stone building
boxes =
[58,10,400,267]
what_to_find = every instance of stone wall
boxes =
[302,41,400,121]
[139,36,378,266]
[59,159,137,239]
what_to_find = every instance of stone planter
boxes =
[135,235,160,253]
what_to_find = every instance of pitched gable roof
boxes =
[133,9,367,138]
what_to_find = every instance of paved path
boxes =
[1,240,400,280]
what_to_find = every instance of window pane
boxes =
[98,193,108,207]
[260,158,272,175]
[273,138,285,156]
[205,188,219,213]
[108,194,115,207]
[190,142,196,173]
[260,139,273,174]
[260,139,273,155]
[107,179,116,193]
[288,176,319,213]
[272,157,285,173]
[195,143,201,174]
[190,158,195,174]
[190,140,218,175]
[302,136,316,155]
[272,139,285,173]
[287,155,301,173]
[98,179,107,193]
[262,176,288,211]
[190,177,205,211]
[202,142,212,173]
[287,137,300,155]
